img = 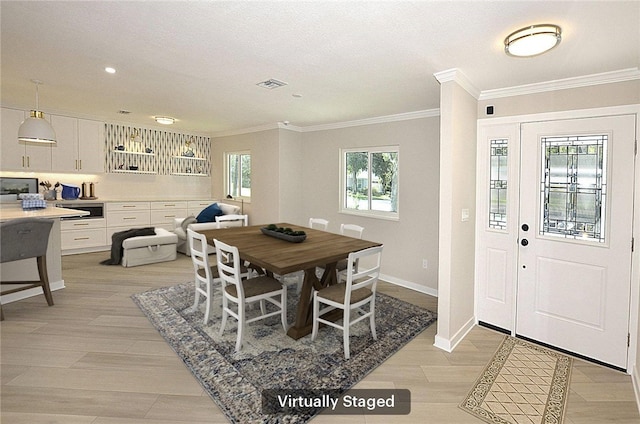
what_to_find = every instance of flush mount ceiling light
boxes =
[18,79,57,144]
[154,116,175,125]
[504,24,562,57]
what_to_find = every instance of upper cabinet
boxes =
[1,107,52,170]
[1,107,104,173]
[50,115,104,173]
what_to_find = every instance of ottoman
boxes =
[121,228,178,267]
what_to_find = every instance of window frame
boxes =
[224,150,251,201]
[339,146,399,221]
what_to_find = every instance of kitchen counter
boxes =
[0,204,89,308]
[0,204,89,221]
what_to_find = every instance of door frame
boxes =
[475,104,639,374]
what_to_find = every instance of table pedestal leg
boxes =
[286,263,338,339]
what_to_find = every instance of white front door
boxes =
[476,114,636,370]
[516,115,635,369]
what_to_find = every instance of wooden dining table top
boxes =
[200,223,381,275]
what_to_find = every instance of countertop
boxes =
[0,204,90,222]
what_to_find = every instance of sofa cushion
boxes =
[218,203,240,215]
[181,215,197,231]
[196,203,224,223]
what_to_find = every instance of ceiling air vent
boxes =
[256,78,288,89]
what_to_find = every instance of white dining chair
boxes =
[187,228,250,325]
[336,224,365,282]
[311,245,383,359]
[214,238,288,352]
[215,214,249,227]
[308,218,329,230]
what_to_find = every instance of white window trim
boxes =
[339,146,400,221]
[224,150,251,201]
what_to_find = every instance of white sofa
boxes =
[172,202,242,256]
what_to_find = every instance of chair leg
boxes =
[219,297,229,336]
[235,303,245,352]
[37,256,54,306]
[369,301,377,340]
[192,282,201,311]
[311,293,319,341]
[280,288,288,331]
[203,290,211,326]
[343,308,351,359]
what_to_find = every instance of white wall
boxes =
[299,117,441,294]
[434,76,478,352]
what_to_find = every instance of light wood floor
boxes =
[1,252,638,423]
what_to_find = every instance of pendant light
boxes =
[18,80,57,144]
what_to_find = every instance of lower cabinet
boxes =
[60,218,106,254]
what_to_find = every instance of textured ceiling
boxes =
[1,1,638,134]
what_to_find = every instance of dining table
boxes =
[200,223,382,339]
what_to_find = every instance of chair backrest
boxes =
[213,238,244,298]
[344,245,383,304]
[340,224,364,239]
[187,228,214,282]
[0,218,54,263]
[215,214,248,227]
[309,218,329,230]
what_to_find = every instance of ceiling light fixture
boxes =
[154,116,175,125]
[504,24,561,57]
[105,67,116,74]
[18,80,57,144]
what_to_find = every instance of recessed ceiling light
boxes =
[154,116,175,125]
[105,67,116,74]
[504,24,562,57]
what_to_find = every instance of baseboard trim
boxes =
[632,364,640,415]
[434,316,476,353]
[379,273,438,297]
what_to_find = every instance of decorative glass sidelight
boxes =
[540,135,607,242]
[489,139,508,230]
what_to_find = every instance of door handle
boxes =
[521,238,529,246]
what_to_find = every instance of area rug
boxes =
[460,336,573,424]
[132,280,436,423]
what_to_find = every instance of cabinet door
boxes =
[78,119,104,173]
[1,108,27,170]
[50,114,78,172]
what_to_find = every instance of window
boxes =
[539,135,607,242]
[225,151,251,199]
[489,138,508,230]
[341,146,399,219]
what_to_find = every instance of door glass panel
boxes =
[540,135,607,242]
[489,139,508,230]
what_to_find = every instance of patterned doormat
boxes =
[460,336,573,424]
[132,281,436,423]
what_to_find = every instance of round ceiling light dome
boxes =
[504,24,562,57]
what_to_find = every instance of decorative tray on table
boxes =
[260,225,307,243]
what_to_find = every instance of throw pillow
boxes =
[181,215,197,232]
[196,203,223,223]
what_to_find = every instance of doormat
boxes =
[460,336,573,424]
[132,281,436,423]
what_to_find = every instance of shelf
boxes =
[112,150,155,156]
[172,155,206,161]
[111,169,157,175]
[171,172,209,177]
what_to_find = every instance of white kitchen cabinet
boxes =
[106,202,151,239]
[50,115,104,173]
[1,107,52,170]
[150,201,188,231]
[60,218,106,253]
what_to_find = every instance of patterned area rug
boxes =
[460,336,573,424]
[132,280,436,423]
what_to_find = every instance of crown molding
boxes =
[433,68,481,99]
[299,109,440,132]
[212,109,440,137]
[479,68,640,100]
